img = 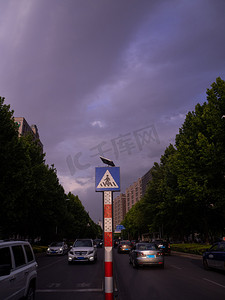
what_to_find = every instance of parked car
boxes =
[68,239,97,264]
[117,240,132,253]
[203,241,225,271]
[46,241,68,255]
[153,239,171,255]
[129,242,164,268]
[0,240,38,300]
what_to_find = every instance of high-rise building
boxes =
[113,169,153,228]
[14,117,43,152]
[125,178,142,213]
[113,193,126,231]
[141,168,153,196]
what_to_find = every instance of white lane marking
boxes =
[170,264,182,270]
[37,256,66,271]
[36,288,103,293]
[37,280,104,293]
[203,278,225,289]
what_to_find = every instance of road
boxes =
[36,249,104,300]
[36,248,225,300]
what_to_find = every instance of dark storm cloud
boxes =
[1,0,225,222]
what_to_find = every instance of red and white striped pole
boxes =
[103,191,114,300]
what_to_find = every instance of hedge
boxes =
[171,243,211,255]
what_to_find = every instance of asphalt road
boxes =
[36,249,104,300]
[36,248,225,300]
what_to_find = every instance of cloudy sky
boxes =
[1,0,225,223]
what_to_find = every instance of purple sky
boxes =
[1,0,225,223]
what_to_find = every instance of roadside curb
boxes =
[172,251,202,260]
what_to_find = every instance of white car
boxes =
[46,242,68,255]
[0,240,38,300]
[68,239,97,264]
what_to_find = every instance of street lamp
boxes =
[99,156,115,167]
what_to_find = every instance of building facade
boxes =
[113,193,126,231]
[112,169,153,231]
[125,178,142,213]
[141,168,153,196]
[14,117,43,151]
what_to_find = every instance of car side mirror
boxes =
[0,265,11,276]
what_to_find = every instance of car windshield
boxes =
[120,241,131,245]
[137,244,157,250]
[50,242,63,247]
[154,240,164,244]
[74,240,92,247]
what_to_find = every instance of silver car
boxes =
[0,240,37,300]
[68,239,97,264]
[46,242,68,255]
[129,242,164,268]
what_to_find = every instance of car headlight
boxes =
[47,248,50,251]
[59,247,63,251]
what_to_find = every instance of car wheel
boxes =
[203,259,209,270]
[26,284,35,300]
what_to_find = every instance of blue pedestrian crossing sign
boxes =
[95,167,120,191]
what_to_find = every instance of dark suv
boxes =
[153,239,171,255]
[0,240,38,299]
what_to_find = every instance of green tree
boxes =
[172,77,225,241]
[122,77,225,242]
[0,97,99,242]
[0,97,30,237]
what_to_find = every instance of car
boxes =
[153,239,171,255]
[117,240,132,253]
[203,241,225,271]
[94,239,103,248]
[130,240,137,248]
[0,240,38,300]
[46,241,68,255]
[129,242,164,268]
[114,239,120,248]
[68,239,97,264]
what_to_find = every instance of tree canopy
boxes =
[122,77,225,243]
[0,97,102,242]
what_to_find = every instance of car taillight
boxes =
[137,252,144,257]
[157,252,163,256]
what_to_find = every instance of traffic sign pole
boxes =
[95,165,120,300]
[103,191,113,300]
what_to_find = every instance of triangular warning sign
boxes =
[97,170,119,189]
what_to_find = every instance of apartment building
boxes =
[125,178,142,213]
[141,168,153,196]
[113,193,126,231]
[113,169,153,230]
[14,117,43,152]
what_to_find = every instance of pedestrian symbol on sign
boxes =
[97,170,119,189]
